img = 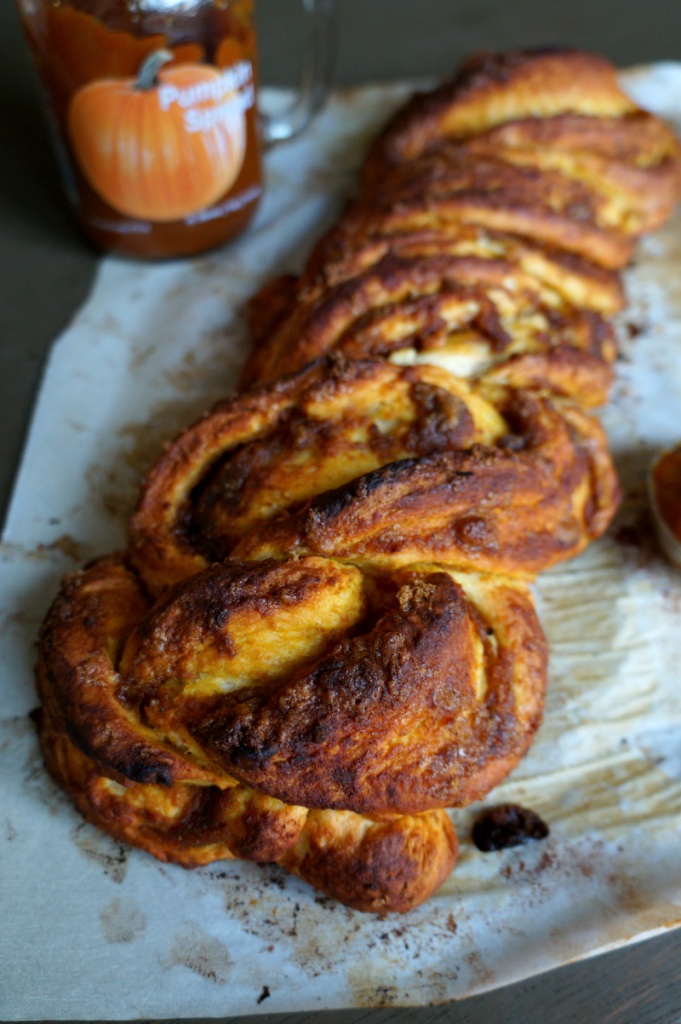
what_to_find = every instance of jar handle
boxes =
[261,0,335,144]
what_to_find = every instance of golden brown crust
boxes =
[129,357,508,595]
[239,251,618,400]
[279,807,457,914]
[241,50,680,405]
[129,360,618,594]
[41,710,457,912]
[363,150,635,270]
[459,113,681,235]
[304,225,625,314]
[37,553,547,816]
[40,708,306,865]
[36,554,222,787]
[363,48,639,178]
[479,344,614,402]
[362,122,680,263]
[190,566,547,814]
[232,389,621,578]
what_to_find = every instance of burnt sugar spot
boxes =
[625,321,646,339]
[99,898,146,944]
[164,923,233,985]
[473,804,549,852]
[612,505,660,570]
[256,985,271,1004]
[70,821,129,883]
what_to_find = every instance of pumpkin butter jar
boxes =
[17,0,333,258]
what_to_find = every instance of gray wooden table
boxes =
[3,0,681,1020]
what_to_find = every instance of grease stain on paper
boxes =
[100,898,146,944]
[197,859,468,1004]
[163,923,233,984]
[71,821,129,883]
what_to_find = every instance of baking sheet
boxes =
[2,69,681,1019]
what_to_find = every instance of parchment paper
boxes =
[2,69,681,1019]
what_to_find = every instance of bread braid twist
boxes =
[37,49,681,913]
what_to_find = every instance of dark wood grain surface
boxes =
[3,1,681,1020]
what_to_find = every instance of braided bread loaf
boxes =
[37,48,681,914]
[241,49,680,402]
[128,356,618,593]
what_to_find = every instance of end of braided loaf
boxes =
[364,48,640,177]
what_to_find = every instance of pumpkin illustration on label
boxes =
[68,49,247,222]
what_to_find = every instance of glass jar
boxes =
[17,0,334,258]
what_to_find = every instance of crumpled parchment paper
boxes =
[2,69,681,1019]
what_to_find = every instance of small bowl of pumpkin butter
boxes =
[649,444,681,571]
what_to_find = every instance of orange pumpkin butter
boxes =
[68,52,247,223]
